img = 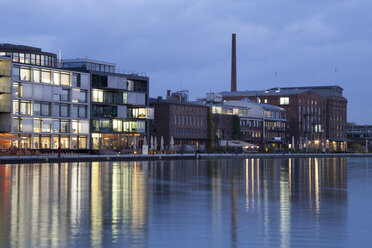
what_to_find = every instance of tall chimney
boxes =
[231,33,237,92]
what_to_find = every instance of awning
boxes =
[221,140,259,149]
[0,134,26,141]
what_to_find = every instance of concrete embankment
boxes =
[1,153,372,165]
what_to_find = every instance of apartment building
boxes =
[62,58,153,151]
[0,44,90,150]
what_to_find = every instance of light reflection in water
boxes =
[0,157,354,247]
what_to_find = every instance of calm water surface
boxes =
[0,157,372,247]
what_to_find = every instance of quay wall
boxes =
[1,153,372,165]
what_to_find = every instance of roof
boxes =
[149,97,207,107]
[220,88,312,97]
[0,43,42,52]
[224,100,285,112]
[269,85,344,91]
[0,43,56,57]
[258,103,285,111]
[62,58,116,67]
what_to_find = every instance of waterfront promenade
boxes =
[1,152,372,164]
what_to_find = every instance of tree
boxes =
[232,115,242,140]
[207,108,214,153]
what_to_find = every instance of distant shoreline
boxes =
[1,153,372,165]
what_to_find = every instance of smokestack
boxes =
[231,33,237,92]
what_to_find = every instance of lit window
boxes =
[92,89,103,102]
[41,69,51,83]
[20,67,31,81]
[54,72,60,85]
[280,97,289,105]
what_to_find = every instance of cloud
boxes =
[2,0,372,123]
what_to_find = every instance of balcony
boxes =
[0,86,11,94]
[0,125,11,132]
[0,105,11,112]
[0,69,11,77]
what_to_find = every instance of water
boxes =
[0,157,371,247]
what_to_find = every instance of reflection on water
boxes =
[0,157,368,248]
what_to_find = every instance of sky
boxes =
[1,0,372,123]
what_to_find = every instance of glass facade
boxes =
[4,56,151,151]
[10,63,90,149]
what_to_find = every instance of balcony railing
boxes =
[0,125,11,132]
[0,86,11,94]
[0,69,11,77]
[0,105,11,112]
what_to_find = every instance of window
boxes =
[79,136,87,148]
[127,80,134,91]
[31,54,36,64]
[34,103,41,115]
[13,53,19,62]
[41,69,51,83]
[41,136,51,148]
[19,101,32,115]
[113,119,122,132]
[13,67,20,79]
[53,120,60,133]
[33,69,40,82]
[104,92,113,104]
[36,54,40,65]
[73,105,87,118]
[13,83,22,98]
[72,105,78,118]
[19,53,25,63]
[61,89,70,101]
[123,92,127,104]
[280,97,290,105]
[78,106,86,118]
[20,67,31,81]
[53,71,60,85]
[61,104,69,117]
[61,73,70,86]
[92,75,107,87]
[72,121,78,133]
[72,73,81,87]
[41,103,50,116]
[25,54,31,64]
[41,119,52,133]
[92,89,103,102]
[79,120,89,133]
[61,120,70,133]
[33,119,41,132]
[60,136,69,148]
[13,118,20,132]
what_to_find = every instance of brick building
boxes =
[221,88,326,150]
[274,86,347,140]
[149,94,208,152]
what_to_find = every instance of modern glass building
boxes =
[62,58,153,151]
[0,44,91,150]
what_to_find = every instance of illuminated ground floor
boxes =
[1,133,89,149]
[91,133,147,150]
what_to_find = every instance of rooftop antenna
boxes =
[58,50,62,67]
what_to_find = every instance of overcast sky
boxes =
[2,0,372,123]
